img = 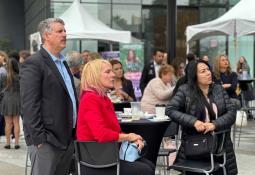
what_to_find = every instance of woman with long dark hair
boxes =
[109,59,136,102]
[166,60,237,175]
[1,58,20,149]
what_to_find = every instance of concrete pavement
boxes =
[1,120,255,175]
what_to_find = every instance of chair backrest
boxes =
[212,129,230,155]
[74,141,119,169]
[164,121,179,137]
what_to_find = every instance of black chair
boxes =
[235,81,255,147]
[168,130,229,175]
[25,149,31,175]
[74,141,120,175]
[157,121,179,175]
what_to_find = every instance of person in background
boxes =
[236,56,250,77]
[8,51,19,62]
[77,59,155,175]
[213,54,238,99]
[0,51,8,89]
[171,57,186,80]
[141,65,175,114]
[166,60,237,175]
[20,18,78,175]
[201,54,209,63]
[162,51,168,65]
[1,58,21,149]
[89,52,101,61]
[0,51,8,138]
[81,49,90,64]
[172,53,196,97]
[19,50,31,64]
[110,59,136,102]
[140,48,164,94]
[66,51,83,97]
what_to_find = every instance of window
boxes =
[112,4,142,32]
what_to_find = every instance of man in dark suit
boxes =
[140,49,164,94]
[20,18,78,175]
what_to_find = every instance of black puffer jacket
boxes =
[166,84,237,175]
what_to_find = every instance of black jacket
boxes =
[20,47,78,150]
[140,62,156,94]
[166,84,237,175]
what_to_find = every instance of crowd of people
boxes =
[0,17,245,175]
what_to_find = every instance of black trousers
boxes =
[80,157,155,175]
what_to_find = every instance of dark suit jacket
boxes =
[20,47,78,150]
[139,62,156,94]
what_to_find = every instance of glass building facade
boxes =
[24,0,254,75]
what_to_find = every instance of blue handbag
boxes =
[119,141,141,162]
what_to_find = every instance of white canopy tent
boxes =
[59,0,131,43]
[186,0,255,59]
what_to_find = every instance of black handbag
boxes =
[184,133,217,160]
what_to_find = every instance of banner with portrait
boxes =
[120,43,144,100]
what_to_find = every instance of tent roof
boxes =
[186,0,255,43]
[59,0,131,43]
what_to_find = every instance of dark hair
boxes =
[8,51,19,62]
[109,59,122,67]
[171,57,186,78]
[186,53,195,62]
[19,50,31,60]
[6,58,19,90]
[187,60,216,122]
[109,59,128,87]
[152,48,164,56]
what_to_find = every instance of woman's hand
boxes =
[134,139,145,151]
[203,122,216,134]
[222,83,231,89]
[194,120,206,132]
[127,133,143,142]
[114,89,125,97]
[115,89,133,101]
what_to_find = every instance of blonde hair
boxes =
[213,54,232,79]
[81,59,111,95]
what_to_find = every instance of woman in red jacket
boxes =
[76,59,155,175]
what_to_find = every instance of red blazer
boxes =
[77,90,121,142]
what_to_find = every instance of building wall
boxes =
[0,0,25,51]
[24,0,51,48]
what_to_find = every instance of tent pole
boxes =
[110,42,113,51]
[79,40,82,53]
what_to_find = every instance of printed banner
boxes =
[101,51,120,61]
[120,43,144,100]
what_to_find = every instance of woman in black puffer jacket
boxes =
[166,60,237,175]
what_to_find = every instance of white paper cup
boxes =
[155,104,166,118]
